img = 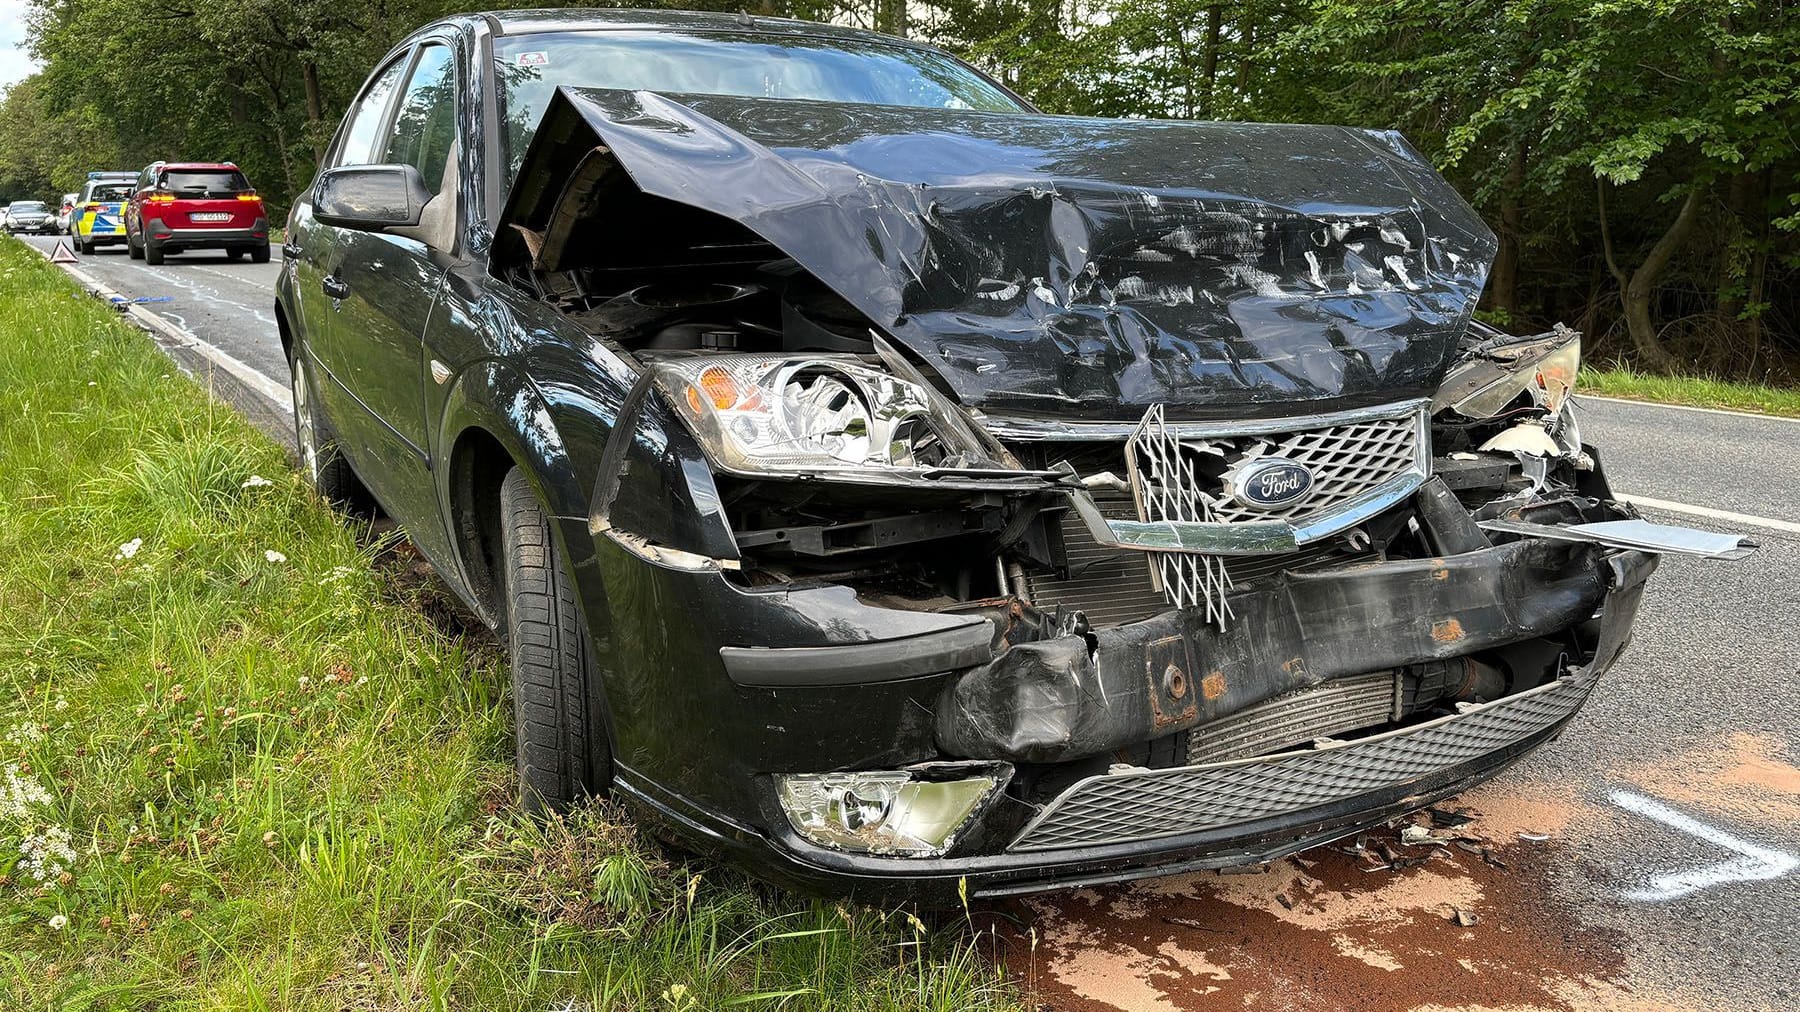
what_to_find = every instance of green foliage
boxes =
[0,236,1019,1010]
[2,0,1797,370]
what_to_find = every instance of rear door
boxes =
[307,39,461,531]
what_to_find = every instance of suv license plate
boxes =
[190,212,232,222]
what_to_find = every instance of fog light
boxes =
[777,769,1000,856]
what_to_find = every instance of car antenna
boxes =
[736,8,755,27]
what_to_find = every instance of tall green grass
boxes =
[0,237,1020,1011]
[1582,366,1800,417]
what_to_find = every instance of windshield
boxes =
[11,202,46,212]
[493,30,1024,183]
[163,169,251,197]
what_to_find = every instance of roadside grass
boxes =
[0,236,1019,1011]
[1582,366,1800,417]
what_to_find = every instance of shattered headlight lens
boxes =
[1436,329,1581,418]
[652,355,996,477]
[776,769,999,856]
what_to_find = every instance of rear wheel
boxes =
[144,241,164,265]
[289,347,373,511]
[249,242,271,264]
[501,467,610,813]
[76,238,92,255]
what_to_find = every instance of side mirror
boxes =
[312,164,431,231]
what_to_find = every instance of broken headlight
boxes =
[652,355,998,478]
[775,768,1000,856]
[1434,326,1581,419]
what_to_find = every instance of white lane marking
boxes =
[118,260,278,328]
[1586,394,1800,424]
[32,244,292,413]
[1616,494,1800,536]
[1610,790,1799,901]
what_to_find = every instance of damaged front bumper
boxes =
[684,525,1657,905]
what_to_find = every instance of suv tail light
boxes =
[147,194,176,204]
[237,192,262,202]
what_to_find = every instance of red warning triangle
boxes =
[49,241,78,264]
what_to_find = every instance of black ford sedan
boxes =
[277,9,1748,903]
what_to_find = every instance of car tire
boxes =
[289,347,374,512]
[144,241,164,265]
[128,233,143,260]
[75,238,91,255]
[250,243,271,264]
[500,466,610,814]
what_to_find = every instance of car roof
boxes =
[155,162,243,171]
[428,8,928,51]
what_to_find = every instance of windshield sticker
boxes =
[515,51,549,67]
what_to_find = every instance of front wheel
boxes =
[501,467,610,814]
[289,347,373,512]
[128,233,144,260]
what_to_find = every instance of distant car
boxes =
[125,161,271,264]
[54,193,77,233]
[3,200,57,234]
[71,172,137,253]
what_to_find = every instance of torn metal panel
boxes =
[1479,518,1757,560]
[496,87,1497,420]
[934,538,1614,763]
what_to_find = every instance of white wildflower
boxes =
[241,475,274,489]
[263,550,287,564]
[0,762,52,819]
[320,565,356,585]
[19,824,77,882]
[47,914,68,931]
[114,538,143,560]
[5,721,43,746]
[53,698,68,712]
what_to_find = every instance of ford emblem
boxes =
[1231,458,1316,509]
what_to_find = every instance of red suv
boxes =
[125,161,271,264]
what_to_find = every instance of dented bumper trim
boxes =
[720,618,996,687]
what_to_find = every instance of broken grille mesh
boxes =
[1126,404,1232,626]
[1009,671,1596,852]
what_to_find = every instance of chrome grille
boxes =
[1207,412,1423,523]
[1010,670,1597,852]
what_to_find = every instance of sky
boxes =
[0,0,39,91]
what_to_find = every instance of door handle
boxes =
[321,275,350,301]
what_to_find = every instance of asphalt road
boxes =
[23,232,1800,1012]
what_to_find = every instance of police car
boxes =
[70,171,138,253]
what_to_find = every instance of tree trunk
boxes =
[1489,142,1527,320]
[1599,181,1705,373]
[875,0,907,38]
[301,59,326,166]
[1200,3,1224,117]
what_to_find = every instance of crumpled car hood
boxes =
[496,87,1496,421]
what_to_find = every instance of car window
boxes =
[337,56,409,167]
[381,43,457,195]
[162,169,252,196]
[492,31,1025,184]
[89,183,132,202]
